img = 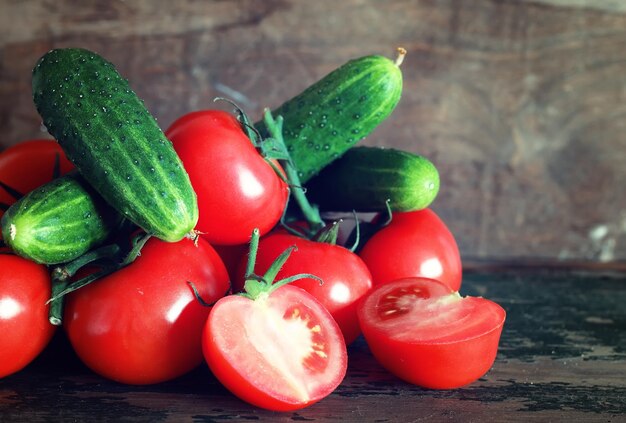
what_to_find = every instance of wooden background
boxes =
[1,0,625,264]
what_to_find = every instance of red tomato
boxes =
[165,110,288,245]
[0,139,74,219]
[359,208,463,291]
[64,236,230,385]
[358,277,506,389]
[0,253,56,378]
[235,232,373,345]
[203,284,347,411]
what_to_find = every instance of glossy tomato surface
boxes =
[358,277,506,389]
[0,253,55,378]
[235,232,373,345]
[64,236,230,385]
[0,139,74,219]
[203,285,347,411]
[166,110,288,245]
[359,208,463,291]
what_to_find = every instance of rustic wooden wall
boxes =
[1,0,625,264]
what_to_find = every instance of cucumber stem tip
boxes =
[395,47,407,67]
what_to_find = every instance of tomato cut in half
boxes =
[202,285,347,411]
[357,277,506,389]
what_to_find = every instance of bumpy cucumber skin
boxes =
[256,54,403,183]
[305,146,440,212]
[31,48,198,242]
[1,173,122,265]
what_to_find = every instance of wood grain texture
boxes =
[1,269,624,421]
[1,0,625,262]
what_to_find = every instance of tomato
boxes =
[0,253,56,378]
[165,110,289,245]
[203,284,347,411]
[0,139,74,219]
[235,232,373,345]
[359,208,463,291]
[64,236,230,385]
[358,277,506,389]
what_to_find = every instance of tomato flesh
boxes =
[203,285,347,411]
[358,277,506,389]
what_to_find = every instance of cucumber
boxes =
[305,146,440,212]
[31,48,198,242]
[255,48,405,183]
[1,173,122,264]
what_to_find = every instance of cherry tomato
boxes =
[359,208,463,291]
[358,277,506,389]
[0,253,56,378]
[203,284,347,411]
[235,232,373,345]
[64,236,230,385]
[165,110,289,245]
[0,139,74,219]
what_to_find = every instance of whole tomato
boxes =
[359,208,462,291]
[165,110,289,245]
[0,252,56,378]
[235,232,373,345]
[0,139,74,220]
[63,236,230,385]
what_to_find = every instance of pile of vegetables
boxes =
[0,47,505,411]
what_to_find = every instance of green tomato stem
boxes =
[262,109,325,235]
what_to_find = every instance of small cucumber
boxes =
[31,48,198,242]
[305,146,440,212]
[256,48,405,183]
[1,173,122,264]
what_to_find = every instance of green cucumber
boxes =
[1,173,122,264]
[31,48,198,242]
[255,48,405,183]
[305,146,440,212]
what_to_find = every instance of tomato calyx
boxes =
[241,228,322,301]
[47,232,152,325]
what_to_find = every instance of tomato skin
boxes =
[359,208,462,291]
[0,253,56,378]
[234,232,373,345]
[357,277,506,389]
[64,237,230,385]
[203,285,347,411]
[165,110,288,245]
[0,139,74,219]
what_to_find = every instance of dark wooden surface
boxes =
[1,267,624,422]
[1,0,626,264]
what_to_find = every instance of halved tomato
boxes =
[202,284,347,411]
[357,277,505,389]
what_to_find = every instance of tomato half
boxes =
[165,110,289,245]
[0,139,74,219]
[203,284,347,411]
[64,236,230,385]
[235,232,373,345]
[359,208,463,291]
[0,253,56,378]
[357,277,506,389]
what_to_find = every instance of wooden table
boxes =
[1,266,624,421]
